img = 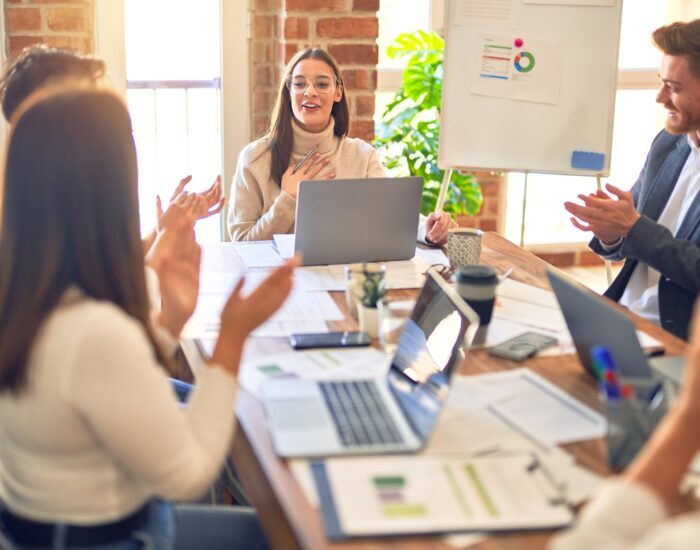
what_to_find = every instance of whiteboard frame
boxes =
[438,0,623,178]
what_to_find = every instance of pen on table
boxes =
[292,145,318,175]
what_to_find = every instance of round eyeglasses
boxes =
[286,75,339,95]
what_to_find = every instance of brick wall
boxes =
[4,0,94,58]
[249,0,379,141]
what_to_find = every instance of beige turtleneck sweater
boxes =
[228,118,387,242]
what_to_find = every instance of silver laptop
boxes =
[547,271,683,385]
[294,177,423,266]
[261,271,479,458]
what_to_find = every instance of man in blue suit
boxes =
[566,19,700,340]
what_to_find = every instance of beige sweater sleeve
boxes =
[228,145,296,241]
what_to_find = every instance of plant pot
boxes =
[358,303,379,338]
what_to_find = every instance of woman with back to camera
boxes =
[228,47,456,244]
[0,86,296,549]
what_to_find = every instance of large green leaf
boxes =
[374,30,483,217]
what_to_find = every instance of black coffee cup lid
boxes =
[456,266,498,285]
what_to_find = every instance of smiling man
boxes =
[565,20,700,340]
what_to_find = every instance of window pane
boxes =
[618,0,666,69]
[124,0,222,241]
[377,0,432,68]
[124,0,220,81]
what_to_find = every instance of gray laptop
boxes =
[294,177,423,266]
[261,271,479,458]
[547,271,684,385]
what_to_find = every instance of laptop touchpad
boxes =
[268,399,328,430]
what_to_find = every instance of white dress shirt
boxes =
[618,135,700,324]
[0,289,238,524]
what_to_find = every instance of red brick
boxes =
[341,68,369,90]
[284,17,308,40]
[348,119,374,141]
[317,17,378,39]
[7,0,24,4]
[353,0,379,10]
[252,91,274,112]
[253,15,275,37]
[327,44,377,65]
[481,181,500,197]
[9,36,44,57]
[535,252,577,268]
[44,35,92,54]
[252,41,273,63]
[254,66,275,87]
[47,8,88,31]
[353,94,375,117]
[482,197,500,216]
[479,219,497,232]
[7,8,41,32]
[284,43,300,64]
[285,0,346,11]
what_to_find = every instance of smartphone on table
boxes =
[289,331,371,350]
[489,332,558,361]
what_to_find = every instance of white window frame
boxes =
[376,0,444,96]
[93,0,249,241]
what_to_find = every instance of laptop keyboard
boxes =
[319,381,405,448]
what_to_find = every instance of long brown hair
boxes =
[0,87,169,393]
[266,48,350,186]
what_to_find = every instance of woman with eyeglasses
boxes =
[228,47,456,244]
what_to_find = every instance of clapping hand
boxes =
[211,257,300,372]
[146,216,201,339]
[564,183,640,245]
[156,175,226,233]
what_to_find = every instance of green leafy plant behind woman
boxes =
[374,30,483,217]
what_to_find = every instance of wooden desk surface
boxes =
[182,233,687,550]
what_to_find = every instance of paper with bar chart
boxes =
[317,453,572,536]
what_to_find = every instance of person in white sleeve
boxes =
[552,304,700,549]
[0,86,297,549]
[228,46,457,245]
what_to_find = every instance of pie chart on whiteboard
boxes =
[514,51,536,73]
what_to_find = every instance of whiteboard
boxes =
[439,0,623,176]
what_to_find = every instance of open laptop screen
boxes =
[387,272,477,440]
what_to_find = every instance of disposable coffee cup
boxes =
[456,265,498,345]
[447,228,483,270]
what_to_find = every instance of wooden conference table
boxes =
[181,232,687,550]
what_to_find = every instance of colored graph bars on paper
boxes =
[372,476,427,519]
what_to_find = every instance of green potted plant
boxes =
[354,263,386,337]
[374,30,483,217]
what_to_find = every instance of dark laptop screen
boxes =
[387,273,475,440]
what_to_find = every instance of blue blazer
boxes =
[590,130,700,340]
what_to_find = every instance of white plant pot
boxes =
[358,303,379,338]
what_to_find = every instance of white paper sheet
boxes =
[295,266,346,292]
[240,348,390,398]
[465,368,607,444]
[471,34,565,105]
[234,242,284,269]
[273,234,295,259]
[455,0,517,27]
[193,290,343,325]
[414,247,450,267]
[322,454,572,535]
[525,0,612,5]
